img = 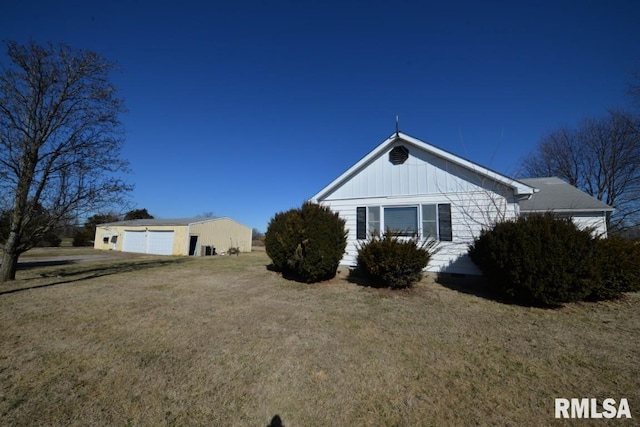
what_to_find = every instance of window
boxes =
[422,204,437,238]
[357,203,452,241]
[384,206,418,236]
[357,206,381,239]
[421,204,452,241]
[368,206,380,235]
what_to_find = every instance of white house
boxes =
[309,131,613,275]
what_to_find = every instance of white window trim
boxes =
[361,203,452,241]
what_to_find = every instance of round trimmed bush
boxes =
[357,232,434,289]
[264,202,347,283]
[264,208,302,272]
[468,213,600,306]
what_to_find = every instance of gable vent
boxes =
[389,146,409,165]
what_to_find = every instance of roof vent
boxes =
[389,146,409,165]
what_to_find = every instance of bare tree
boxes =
[628,69,640,108]
[0,40,131,281]
[521,110,640,233]
[252,228,264,240]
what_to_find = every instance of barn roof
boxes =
[99,217,235,227]
[518,177,613,212]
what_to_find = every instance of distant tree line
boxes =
[0,207,155,248]
[252,228,265,245]
[72,209,155,246]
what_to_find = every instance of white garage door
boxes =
[147,231,174,255]
[122,230,175,255]
[123,230,147,254]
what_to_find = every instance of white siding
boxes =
[312,137,535,275]
[566,212,609,237]
[573,214,608,237]
[521,211,609,238]
[324,142,510,200]
[321,189,520,275]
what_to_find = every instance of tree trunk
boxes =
[0,232,21,282]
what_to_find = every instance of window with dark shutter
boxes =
[438,204,452,241]
[356,207,366,239]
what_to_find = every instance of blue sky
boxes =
[3,1,639,232]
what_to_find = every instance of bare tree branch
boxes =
[520,110,640,234]
[0,40,132,281]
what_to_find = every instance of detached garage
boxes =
[94,217,252,256]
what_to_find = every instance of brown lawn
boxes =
[0,248,638,426]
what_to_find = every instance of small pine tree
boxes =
[357,231,435,289]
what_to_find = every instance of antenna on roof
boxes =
[395,115,399,137]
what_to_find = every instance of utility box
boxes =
[201,246,216,256]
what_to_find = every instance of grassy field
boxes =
[0,248,638,426]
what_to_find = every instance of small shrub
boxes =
[35,231,62,247]
[589,236,640,300]
[357,232,434,289]
[264,208,302,271]
[265,202,347,283]
[468,213,599,306]
[72,229,93,247]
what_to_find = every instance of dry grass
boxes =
[0,248,638,426]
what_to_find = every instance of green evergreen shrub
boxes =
[468,213,600,306]
[356,232,434,289]
[589,236,640,300]
[38,231,61,247]
[264,208,302,272]
[265,202,347,283]
[72,229,93,247]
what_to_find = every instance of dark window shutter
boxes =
[438,204,452,241]
[357,207,366,239]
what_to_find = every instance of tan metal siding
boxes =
[94,218,252,256]
[189,218,252,254]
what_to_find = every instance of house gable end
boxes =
[312,132,533,202]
